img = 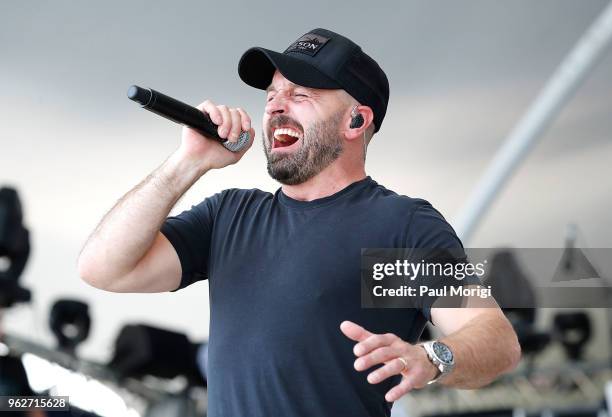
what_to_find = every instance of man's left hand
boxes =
[340,320,438,402]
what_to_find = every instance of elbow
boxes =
[77,253,113,290]
[78,253,136,293]
[77,255,100,288]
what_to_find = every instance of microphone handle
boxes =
[128,85,250,152]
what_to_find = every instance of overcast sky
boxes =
[1,1,611,362]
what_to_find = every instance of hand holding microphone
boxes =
[181,99,255,170]
[128,85,254,170]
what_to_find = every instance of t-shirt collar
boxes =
[278,176,374,209]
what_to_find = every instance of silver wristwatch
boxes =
[422,341,455,384]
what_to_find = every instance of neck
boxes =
[281,161,367,202]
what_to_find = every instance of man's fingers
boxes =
[354,333,398,357]
[385,376,413,402]
[216,105,231,138]
[195,101,250,143]
[355,345,397,371]
[228,108,241,142]
[366,357,407,383]
[199,100,222,125]
[236,107,251,132]
[234,128,255,156]
[339,321,373,343]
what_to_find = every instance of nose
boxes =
[265,92,288,116]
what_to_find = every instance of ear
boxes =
[344,105,374,141]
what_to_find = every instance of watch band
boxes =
[427,362,443,385]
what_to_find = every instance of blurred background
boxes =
[1,0,611,416]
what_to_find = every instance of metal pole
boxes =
[453,2,612,243]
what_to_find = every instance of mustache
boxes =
[268,115,303,132]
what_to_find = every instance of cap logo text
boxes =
[284,33,330,57]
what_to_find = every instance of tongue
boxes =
[275,134,299,148]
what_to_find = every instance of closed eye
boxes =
[266,92,309,102]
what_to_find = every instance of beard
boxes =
[263,110,344,185]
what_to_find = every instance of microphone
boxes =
[127,85,250,152]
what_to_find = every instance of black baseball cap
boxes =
[238,28,389,133]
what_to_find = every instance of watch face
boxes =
[433,342,453,364]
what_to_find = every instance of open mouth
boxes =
[272,127,303,150]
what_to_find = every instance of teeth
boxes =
[273,128,303,142]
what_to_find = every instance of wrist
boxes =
[419,345,441,381]
[421,341,455,384]
[158,150,209,193]
[167,149,210,177]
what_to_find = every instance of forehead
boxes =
[266,71,302,92]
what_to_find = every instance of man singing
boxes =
[78,28,520,417]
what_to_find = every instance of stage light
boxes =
[49,299,91,354]
[0,186,31,308]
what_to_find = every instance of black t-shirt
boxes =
[161,176,469,417]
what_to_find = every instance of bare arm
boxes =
[77,151,206,292]
[433,304,521,389]
[78,100,254,293]
[340,291,521,401]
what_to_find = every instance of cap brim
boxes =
[238,47,340,91]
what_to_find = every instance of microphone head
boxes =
[127,85,152,106]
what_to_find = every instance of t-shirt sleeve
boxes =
[161,190,226,292]
[406,200,482,322]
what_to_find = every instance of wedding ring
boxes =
[397,356,409,371]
